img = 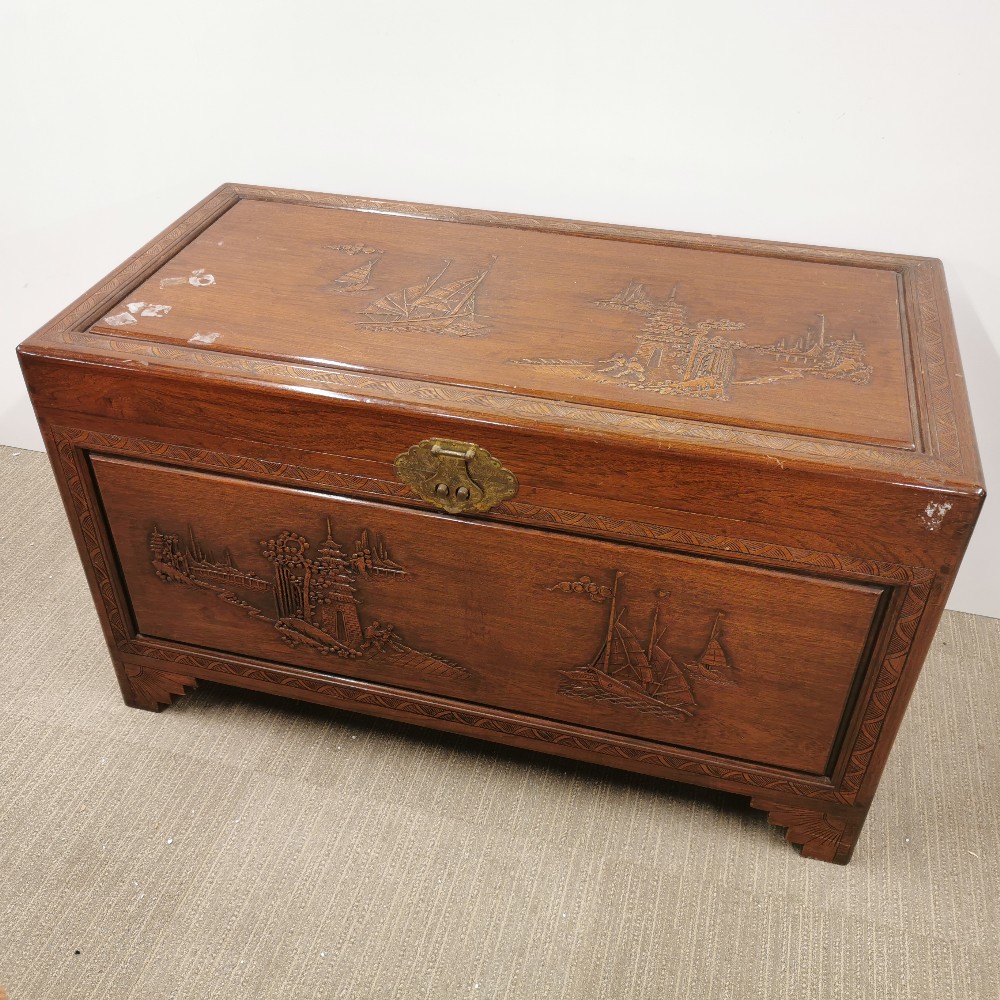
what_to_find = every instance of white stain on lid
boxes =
[104,311,137,327]
[921,501,953,531]
[160,268,216,289]
[126,301,171,318]
[189,331,221,345]
[189,268,215,286]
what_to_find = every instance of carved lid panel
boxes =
[89,197,915,450]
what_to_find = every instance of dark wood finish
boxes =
[92,454,884,775]
[17,184,985,864]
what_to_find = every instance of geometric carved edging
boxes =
[53,425,931,584]
[912,264,962,470]
[120,636,842,802]
[750,797,860,864]
[50,327,953,478]
[53,425,936,807]
[835,573,933,802]
[123,663,197,712]
[42,185,961,475]
[498,498,929,587]
[54,433,132,644]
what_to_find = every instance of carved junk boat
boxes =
[360,258,495,336]
[326,256,380,294]
[684,612,737,685]
[561,575,698,718]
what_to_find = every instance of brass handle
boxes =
[431,443,476,461]
[394,438,518,515]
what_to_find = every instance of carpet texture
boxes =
[0,443,997,999]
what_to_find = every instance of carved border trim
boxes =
[912,265,962,468]
[54,433,131,644]
[48,328,951,478]
[120,636,840,802]
[496,500,927,586]
[835,574,933,801]
[53,425,931,585]
[231,185,917,269]
[53,425,936,806]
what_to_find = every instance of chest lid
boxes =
[22,184,982,489]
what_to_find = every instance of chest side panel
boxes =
[91,454,884,776]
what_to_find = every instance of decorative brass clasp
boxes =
[393,438,518,515]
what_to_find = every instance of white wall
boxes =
[2,1,997,617]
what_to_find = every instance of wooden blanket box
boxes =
[18,184,985,863]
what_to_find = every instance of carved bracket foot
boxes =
[750,797,867,865]
[122,663,197,712]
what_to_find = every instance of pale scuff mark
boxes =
[160,268,216,289]
[127,301,172,318]
[189,268,215,286]
[920,501,953,531]
[103,311,137,327]
[189,331,221,345]
[105,302,171,324]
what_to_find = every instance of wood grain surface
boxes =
[16,184,987,862]
[93,454,884,775]
[89,199,912,449]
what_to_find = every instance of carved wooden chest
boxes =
[18,185,984,863]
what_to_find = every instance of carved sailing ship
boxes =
[325,256,381,294]
[597,280,656,313]
[684,612,737,685]
[352,528,406,577]
[743,314,873,385]
[556,573,716,720]
[150,519,463,677]
[360,257,496,336]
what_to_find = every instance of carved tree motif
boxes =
[150,519,463,678]
[511,284,871,400]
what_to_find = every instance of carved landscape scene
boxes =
[150,519,465,678]
[512,281,872,401]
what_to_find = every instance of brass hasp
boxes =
[394,438,518,514]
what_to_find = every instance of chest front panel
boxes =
[93,454,885,776]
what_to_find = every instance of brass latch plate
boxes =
[394,439,518,514]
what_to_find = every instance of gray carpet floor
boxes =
[0,443,998,999]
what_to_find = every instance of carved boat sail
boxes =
[645,601,698,709]
[361,258,495,336]
[326,257,379,294]
[562,577,697,718]
[353,528,406,577]
[597,280,655,313]
[685,612,737,685]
